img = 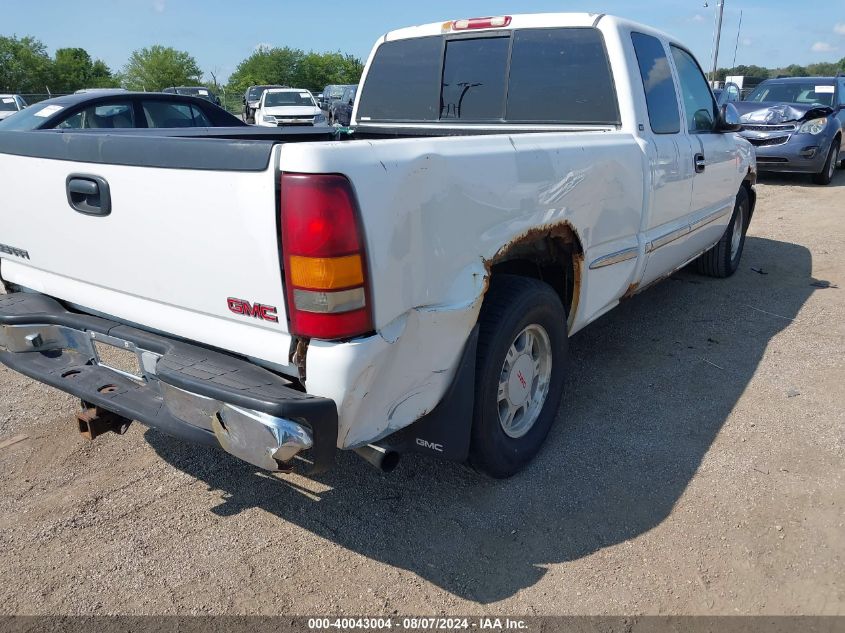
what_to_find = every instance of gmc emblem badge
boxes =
[227,297,279,323]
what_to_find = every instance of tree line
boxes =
[714,60,845,82]
[3,32,843,98]
[0,34,363,97]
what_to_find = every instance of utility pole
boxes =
[710,0,725,83]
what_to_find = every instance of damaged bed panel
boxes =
[280,131,646,338]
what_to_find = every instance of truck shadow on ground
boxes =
[148,235,817,604]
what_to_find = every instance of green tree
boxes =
[51,47,119,91]
[778,64,809,77]
[227,47,364,95]
[805,62,840,76]
[122,45,202,91]
[0,35,52,93]
[90,60,119,88]
[293,52,364,92]
[226,46,304,95]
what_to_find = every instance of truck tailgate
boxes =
[0,138,295,370]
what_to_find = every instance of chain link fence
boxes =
[16,93,71,106]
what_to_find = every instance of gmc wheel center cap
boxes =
[508,354,534,406]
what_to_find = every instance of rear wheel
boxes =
[469,275,568,478]
[812,137,840,185]
[695,186,749,278]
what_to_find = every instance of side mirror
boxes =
[716,103,742,133]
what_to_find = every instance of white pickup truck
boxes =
[0,13,756,478]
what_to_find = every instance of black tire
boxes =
[469,275,568,478]
[812,137,840,185]
[695,186,750,278]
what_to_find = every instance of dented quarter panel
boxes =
[305,294,483,449]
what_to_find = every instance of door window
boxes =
[55,102,135,129]
[631,33,680,134]
[670,46,717,133]
[142,101,211,127]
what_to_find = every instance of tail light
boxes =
[449,16,512,31]
[280,173,373,340]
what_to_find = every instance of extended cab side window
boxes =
[631,32,680,134]
[670,45,717,133]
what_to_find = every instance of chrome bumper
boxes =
[0,293,337,473]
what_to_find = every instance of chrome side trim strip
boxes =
[595,205,732,265]
[589,247,639,270]
[690,205,732,232]
[647,226,690,253]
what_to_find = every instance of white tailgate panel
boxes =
[0,152,294,367]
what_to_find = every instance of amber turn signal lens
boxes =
[288,254,364,290]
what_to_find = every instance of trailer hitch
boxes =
[76,402,133,440]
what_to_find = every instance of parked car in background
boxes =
[714,81,741,107]
[735,76,844,185]
[0,95,27,122]
[320,84,346,110]
[162,86,222,106]
[243,84,285,123]
[253,88,327,127]
[0,91,245,131]
[0,14,755,479]
[329,84,358,126]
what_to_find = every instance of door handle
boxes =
[66,174,111,217]
[694,153,706,173]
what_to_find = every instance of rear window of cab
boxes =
[357,27,620,125]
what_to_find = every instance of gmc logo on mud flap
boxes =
[227,297,279,323]
[416,438,444,453]
[0,242,30,260]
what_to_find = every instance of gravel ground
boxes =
[0,170,843,616]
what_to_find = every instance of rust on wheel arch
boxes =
[482,220,585,332]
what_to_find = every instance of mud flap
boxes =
[378,325,478,463]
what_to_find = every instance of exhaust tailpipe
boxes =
[354,445,401,473]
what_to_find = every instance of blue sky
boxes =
[2,0,844,83]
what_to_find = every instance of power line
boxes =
[732,9,743,68]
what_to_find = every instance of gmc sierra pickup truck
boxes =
[0,13,756,478]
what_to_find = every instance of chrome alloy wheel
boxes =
[497,324,553,439]
[730,202,746,261]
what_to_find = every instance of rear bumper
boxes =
[0,292,337,473]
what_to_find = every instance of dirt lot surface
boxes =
[1,171,843,616]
